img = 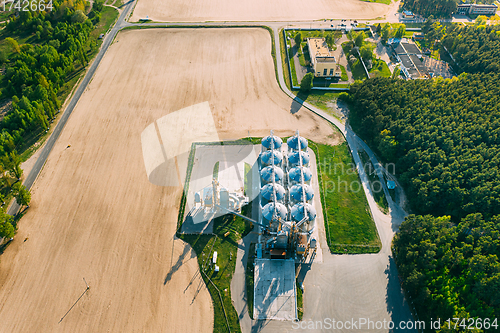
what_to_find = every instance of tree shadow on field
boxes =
[164,244,194,285]
[290,92,309,114]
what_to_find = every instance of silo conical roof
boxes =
[260,165,284,182]
[291,203,317,222]
[288,151,310,166]
[262,135,283,149]
[262,202,288,221]
[287,135,308,150]
[290,184,314,201]
[288,166,312,182]
[260,150,283,166]
[261,183,286,201]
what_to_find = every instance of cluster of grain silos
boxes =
[258,131,317,259]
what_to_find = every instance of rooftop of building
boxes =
[307,38,335,61]
[459,3,497,7]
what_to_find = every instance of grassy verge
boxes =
[296,283,303,320]
[309,141,381,254]
[90,6,119,40]
[359,150,389,214]
[213,161,219,180]
[361,0,392,5]
[245,242,256,319]
[261,26,278,86]
[244,163,251,195]
[280,29,292,89]
[339,65,348,81]
[288,47,299,86]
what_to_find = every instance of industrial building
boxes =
[253,131,318,320]
[185,132,318,320]
[457,3,497,16]
[388,38,429,80]
[256,131,317,261]
[306,38,342,78]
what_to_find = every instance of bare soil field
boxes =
[0,28,338,332]
[131,0,391,22]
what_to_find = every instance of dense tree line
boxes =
[403,0,458,18]
[442,24,500,74]
[394,214,500,329]
[0,0,106,238]
[350,74,500,219]
[349,23,500,329]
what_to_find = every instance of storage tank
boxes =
[260,150,283,166]
[287,135,308,151]
[260,165,284,183]
[262,202,288,222]
[289,184,314,202]
[291,203,317,233]
[288,151,310,167]
[288,166,312,183]
[262,135,283,150]
[261,183,286,201]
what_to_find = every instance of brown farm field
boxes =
[0,28,338,332]
[131,0,391,22]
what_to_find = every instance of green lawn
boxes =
[342,41,368,81]
[351,60,368,80]
[369,58,391,78]
[309,141,381,254]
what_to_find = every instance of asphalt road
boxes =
[8,0,136,215]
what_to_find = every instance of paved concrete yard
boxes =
[182,143,260,233]
[254,259,297,321]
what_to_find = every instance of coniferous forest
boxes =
[403,0,459,18]
[349,24,500,330]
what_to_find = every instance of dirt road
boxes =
[0,28,337,332]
